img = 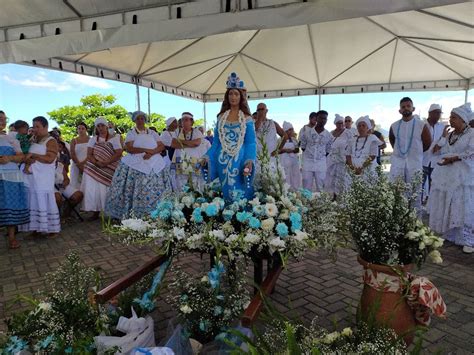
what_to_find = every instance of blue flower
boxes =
[150,209,159,219]
[65,347,73,353]
[205,204,218,217]
[222,209,235,221]
[199,320,208,332]
[172,210,184,221]
[228,202,240,212]
[289,212,302,231]
[157,200,173,211]
[180,294,188,302]
[6,336,28,353]
[192,208,204,223]
[182,185,190,193]
[236,211,251,223]
[214,306,223,316]
[276,223,289,237]
[196,197,207,204]
[230,189,244,201]
[249,217,261,229]
[158,209,171,220]
[216,294,225,301]
[208,262,225,289]
[299,188,312,199]
[34,335,54,350]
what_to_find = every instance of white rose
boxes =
[432,237,444,248]
[269,238,285,250]
[261,218,275,231]
[244,233,260,244]
[293,230,308,242]
[38,302,51,312]
[180,305,193,314]
[419,241,425,250]
[210,230,226,241]
[423,235,433,246]
[323,331,340,344]
[341,327,353,337]
[173,227,185,240]
[265,203,278,217]
[266,196,276,204]
[405,231,420,240]
[181,195,195,208]
[428,250,443,264]
[121,218,150,232]
[279,209,289,220]
[201,275,209,283]
[249,197,260,206]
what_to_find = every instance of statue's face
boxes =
[228,89,241,106]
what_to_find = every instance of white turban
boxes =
[356,115,372,129]
[166,117,177,128]
[452,102,472,124]
[94,117,107,127]
[282,121,293,131]
[428,103,442,113]
[132,110,147,122]
[334,114,344,124]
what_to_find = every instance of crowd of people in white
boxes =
[0,96,473,254]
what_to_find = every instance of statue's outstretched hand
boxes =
[243,162,252,176]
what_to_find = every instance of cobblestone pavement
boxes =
[1,219,473,354]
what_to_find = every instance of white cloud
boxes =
[67,73,112,89]
[1,70,113,92]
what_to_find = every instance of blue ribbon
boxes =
[134,348,152,355]
[134,259,171,312]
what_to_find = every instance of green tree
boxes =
[48,94,166,141]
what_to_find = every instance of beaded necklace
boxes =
[396,117,416,156]
[354,136,368,158]
[448,125,469,146]
[218,110,246,157]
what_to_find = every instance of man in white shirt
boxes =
[300,110,332,192]
[298,112,318,142]
[422,104,446,203]
[389,97,432,209]
[344,115,358,137]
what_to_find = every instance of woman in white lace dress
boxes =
[326,114,350,196]
[429,103,474,254]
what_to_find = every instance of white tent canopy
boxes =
[1,0,473,102]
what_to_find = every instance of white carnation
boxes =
[279,209,289,220]
[293,230,308,242]
[265,203,278,217]
[121,218,150,232]
[261,218,275,231]
[210,230,226,241]
[225,234,239,244]
[173,227,185,240]
[180,305,193,314]
[323,331,340,344]
[38,302,51,312]
[341,327,353,337]
[249,197,260,206]
[244,233,260,244]
[405,231,420,240]
[269,238,285,250]
[181,195,195,208]
[428,250,443,264]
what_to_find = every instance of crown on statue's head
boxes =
[226,72,245,89]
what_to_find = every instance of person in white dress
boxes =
[19,116,60,237]
[422,104,446,203]
[81,117,123,220]
[389,97,432,210]
[300,110,332,192]
[278,121,301,190]
[298,112,318,145]
[69,122,90,190]
[160,117,179,191]
[326,114,350,197]
[254,103,287,170]
[345,116,380,181]
[429,103,474,254]
[344,116,358,137]
[171,112,204,191]
[106,111,171,220]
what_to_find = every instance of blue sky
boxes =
[1,63,472,133]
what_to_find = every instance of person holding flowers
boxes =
[429,103,474,254]
[203,73,256,200]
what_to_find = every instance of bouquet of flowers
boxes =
[166,260,250,344]
[1,253,110,354]
[343,171,444,267]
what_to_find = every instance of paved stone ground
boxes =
[1,218,473,354]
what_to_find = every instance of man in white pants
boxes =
[422,103,446,204]
[300,110,332,192]
[389,97,432,210]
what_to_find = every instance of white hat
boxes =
[132,110,147,122]
[356,115,372,129]
[166,117,177,128]
[428,104,442,113]
[94,116,107,127]
[334,114,344,124]
[282,121,293,131]
[452,102,472,124]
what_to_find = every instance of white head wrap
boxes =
[451,102,472,124]
[166,117,177,128]
[334,114,344,124]
[181,112,194,120]
[428,104,442,113]
[94,117,107,127]
[132,110,147,122]
[356,115,372,129]
[282,121,293,131]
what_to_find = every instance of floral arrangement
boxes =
[342,171,444,267]
[0,253,110,354]
[234,317,410,354]
[166,259,250,344]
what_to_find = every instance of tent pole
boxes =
[203,101,207,131]
[147,87,151,116]
[465,88,469,104]
[136,81,141,111]
[318,91,322,110]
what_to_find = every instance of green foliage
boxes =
[47,94,166,141]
